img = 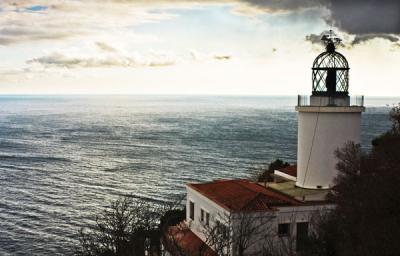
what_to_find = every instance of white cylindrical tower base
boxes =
[296,106,364,189]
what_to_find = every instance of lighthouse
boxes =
[169,32,353,256]
[296,32,365,189]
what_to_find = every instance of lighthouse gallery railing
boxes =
[297,95,364,107]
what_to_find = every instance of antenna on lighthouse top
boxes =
[321,30,342,53]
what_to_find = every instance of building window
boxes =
[296,222,309,251]
[200,209,210,226]
[278,223,290,236]
[189,201,194,220]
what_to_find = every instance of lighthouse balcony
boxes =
[297,95,364,107]
[296,95,365,113]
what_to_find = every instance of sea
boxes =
[0,95,398,255]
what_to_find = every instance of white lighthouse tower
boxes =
[296,32,365,189]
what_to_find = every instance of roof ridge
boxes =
[214,180,265,210]
[231,180,275,209]
[242,192,272,210]
[232,179,262,193]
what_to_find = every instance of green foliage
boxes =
[256,159,290,182]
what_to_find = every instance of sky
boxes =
[0,0,399,96]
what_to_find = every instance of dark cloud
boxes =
[306,31,400,47]
[240,0,400,36]
[241,0,400,44]
[305,30,348,47]
[237,0,323,12]
[326,0,400,35]
[305,32,327,46]
[351,34,399,45]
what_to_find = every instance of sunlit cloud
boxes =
[0,0,177,45]
[0,0,398,95]
[0,0,398,46]
[96,42,119,53]
[214,55,232,60]
[27,52,176,69]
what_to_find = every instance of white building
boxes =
[165,32,364,256]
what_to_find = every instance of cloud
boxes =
[190,50,233,62]
[0,0,176,45]
[306,31,400,47]
[305,32,328,46]
[0,0,398,48]
[238,0,400,37]
[0,26,75,45]
[305,30,348,48]
[351,34,399,46]
[238,0,400,46]
[96,42,118,52]
[235,0,400,43]
[27,52,175,69]
[0,66,49,82]
[326,0,400,35]
[214,55,231,60]
[236,0,322,13]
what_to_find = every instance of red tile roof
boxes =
[188,179,301,212]
[164,223,216,256]
[277,165,297,177]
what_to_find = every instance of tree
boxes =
[389,102,400,133]
[76,196,185,256]
[307,104,400,256]
[256,159,290,182]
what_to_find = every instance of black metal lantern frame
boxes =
[312,44,349,96]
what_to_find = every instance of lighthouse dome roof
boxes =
[312,50,349,70]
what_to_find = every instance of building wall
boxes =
[233,205,334,255]
[186,185,229,241]
[297,110,362,189]
[186,185,334,255]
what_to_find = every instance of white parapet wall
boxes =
[296,106,364,189]
[274,170,297,182]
